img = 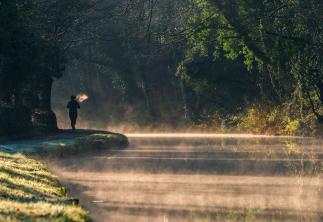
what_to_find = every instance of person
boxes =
[67,95,80,130]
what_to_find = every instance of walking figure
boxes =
[67,95,80,130]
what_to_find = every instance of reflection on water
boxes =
[46,134,323,222]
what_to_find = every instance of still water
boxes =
[47,134,322,222]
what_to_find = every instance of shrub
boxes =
[0,104,32,136]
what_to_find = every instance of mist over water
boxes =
[46,134,323,222]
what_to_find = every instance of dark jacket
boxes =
[67,100,80,118]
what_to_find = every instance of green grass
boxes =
[33,133,128,157]
[0,152,90,222]
[0,132,128,221]
[75,133,129,151]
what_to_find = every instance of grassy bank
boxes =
[0,131,128,222]
[0,151,90,222]
[32,133,128,157]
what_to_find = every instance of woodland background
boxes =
[1,0,322,136]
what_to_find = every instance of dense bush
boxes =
[0,103,32,136]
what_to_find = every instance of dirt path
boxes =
[46,134,323,222]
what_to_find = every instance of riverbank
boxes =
[107,106,323,137]
[0,151,90,222]
[189,108,323,137]
[0,130,128,222]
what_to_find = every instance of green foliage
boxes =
[237,106,292,135]
[285,120,301,135]
[1,0,322,134]
[192,103,321,136]
[173,0,323,131]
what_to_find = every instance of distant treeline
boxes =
[1,0,322,136]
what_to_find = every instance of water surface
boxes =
[47,134,323,221]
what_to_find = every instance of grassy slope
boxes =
[0,152,89,222]
[0,132,128,222]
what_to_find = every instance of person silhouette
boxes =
[67,95,80,130]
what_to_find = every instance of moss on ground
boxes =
[33,133,128,157]
[0,152,90,222]
[78,133,128,150]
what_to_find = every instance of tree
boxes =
[180,0,323,120]
[0,0,94,135]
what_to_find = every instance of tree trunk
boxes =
[317,80,323,105]
[180,79,191,121]
[31,74,58,132]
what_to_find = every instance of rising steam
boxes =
[46,135,322,222]
[77,94,89,103]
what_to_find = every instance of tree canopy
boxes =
[1,0,322,135]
